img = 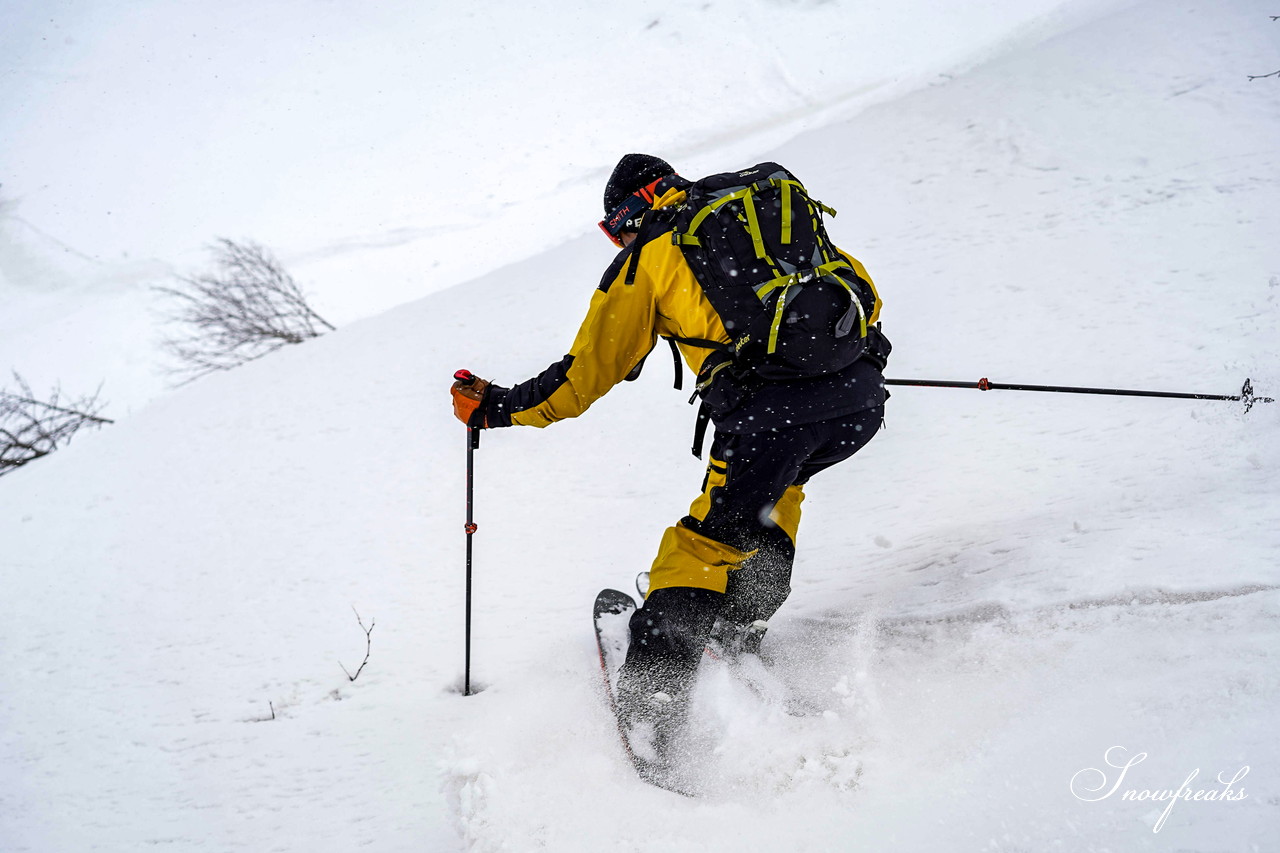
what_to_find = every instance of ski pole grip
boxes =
[454,369,483,448]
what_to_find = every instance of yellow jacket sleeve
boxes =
[484,249,659,428]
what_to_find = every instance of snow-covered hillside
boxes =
[3,1,1279,851]
[3,0,1115,413]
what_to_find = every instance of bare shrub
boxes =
[339,608,375,682]
[0,373,113,476]
[156,238,334,383]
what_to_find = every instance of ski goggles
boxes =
[598,178,664,248]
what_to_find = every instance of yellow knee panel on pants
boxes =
[768,484,804,544]
[647,523,752,595]
[648,458,806,596]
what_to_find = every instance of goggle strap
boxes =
[600,177,668,240]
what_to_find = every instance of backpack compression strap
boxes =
[673,176,865,356]
[673,179,837,250]
[755,261,869,352]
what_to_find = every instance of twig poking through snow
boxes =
[1250,17,1280,79]
[340,608,375,682]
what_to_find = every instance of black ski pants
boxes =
[621,406,883,695]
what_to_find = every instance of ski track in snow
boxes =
[443,592,1280,852]
[3,0,1280,851]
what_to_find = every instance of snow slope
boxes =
[2,0,1115,413]
[3,1,1279,851]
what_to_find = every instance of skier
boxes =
[451,154,889,738]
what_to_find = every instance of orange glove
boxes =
[451,370,491,428]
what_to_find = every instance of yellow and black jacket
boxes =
[485,185,885,434]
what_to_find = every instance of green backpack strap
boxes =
[675,179,850,357]
[675,178,830,247]
[754,259,868,353]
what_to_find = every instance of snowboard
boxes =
[592,588,697,796]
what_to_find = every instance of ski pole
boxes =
[454,368,483,696]
[884,376,1273,412]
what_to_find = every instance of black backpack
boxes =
[665,162,882,385]
[624,162,889,455]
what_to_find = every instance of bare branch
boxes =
[1246,16,1279,79]
[1,393,113,425]
[155,239,335,384]
[339,607,375,682]
[1,372,112,476]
